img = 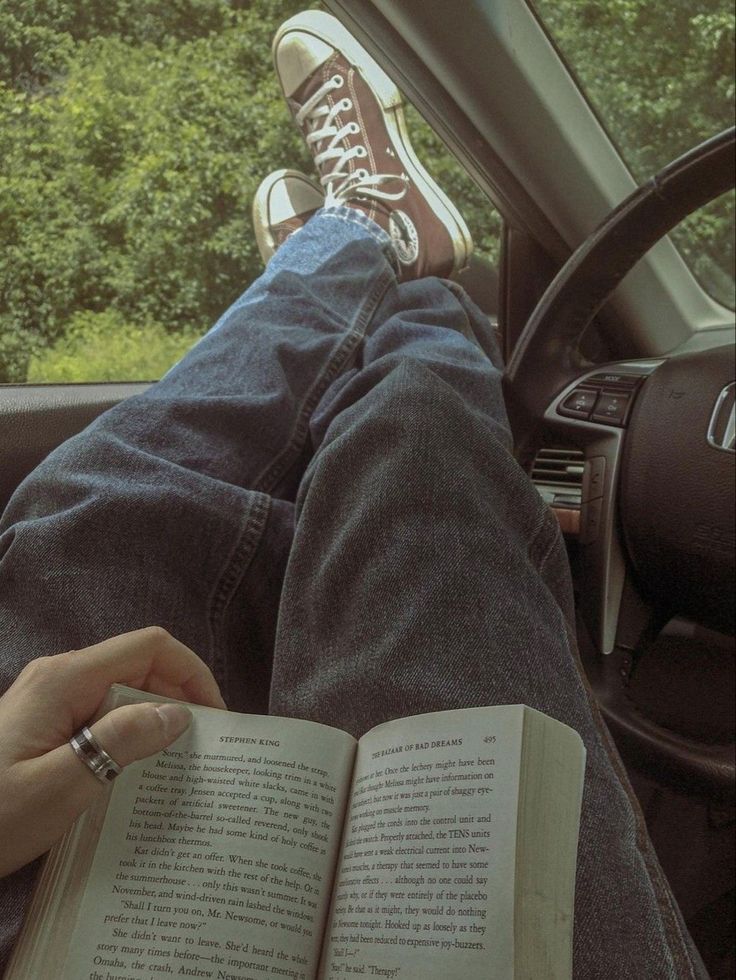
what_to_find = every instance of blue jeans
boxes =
[0,208,706,977]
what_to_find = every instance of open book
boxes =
[6,688,585,979]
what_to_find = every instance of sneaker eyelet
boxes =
[340,98,353,112]
[331,74,345,88]
[348,122,360,135]
[355,168,369,179]
[355,146,368,158]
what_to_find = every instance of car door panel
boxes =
[0,384,150,514]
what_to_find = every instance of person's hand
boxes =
[0,627,226,877]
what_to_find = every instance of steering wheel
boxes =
[504,127,735,799]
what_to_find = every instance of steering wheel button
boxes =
[583,456,606,501]
[589,372,643,389]
[558,388,598,419]
[592,389,632,425]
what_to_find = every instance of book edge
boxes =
[513,706,586,979]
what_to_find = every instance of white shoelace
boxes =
[295,74,409,207]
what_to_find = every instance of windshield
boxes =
[531,0,735,310]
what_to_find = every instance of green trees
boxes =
[26,311,201,382]
[0,0,733,382]
[0,0,317,381]
[0,0,498,383]
[535,0,735,303]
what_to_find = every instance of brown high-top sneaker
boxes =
[272,10,472,281]
[252,168,325,264]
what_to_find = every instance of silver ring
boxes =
[70,726,123,783]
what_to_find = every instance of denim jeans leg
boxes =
[269,276,707,979]
[0,207,397,966]
[0,208,396,691]
[0,205,706,977]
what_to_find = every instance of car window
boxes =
[0,1,500,385]
[531,0,735,310]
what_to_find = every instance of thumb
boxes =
[88,701,193,768]
[0,702,192,877]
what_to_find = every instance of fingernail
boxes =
[156,703,192,739]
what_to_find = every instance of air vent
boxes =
[531,448,584,508]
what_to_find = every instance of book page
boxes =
[318,706,525,980]
[60,688,356,980]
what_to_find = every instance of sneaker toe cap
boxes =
[275,32,334,97]
[269,174,324,223]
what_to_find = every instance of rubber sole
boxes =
[252,168,324,264]
[273,10,473,276]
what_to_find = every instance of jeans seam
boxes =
[659,885,698,980]
[252,264,396,495]
[529,523,557,577]
[566,617,700,977]
[207,490,271,689]
[527,506,558,572]
[531,514,698,975]
[321,205,392,247]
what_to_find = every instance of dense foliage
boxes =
[535,0,735,306]
[0,0,314,380]
[0,0,733,382]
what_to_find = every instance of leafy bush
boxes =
[0,0,318,382]
[535,0,735,308]
[0,0,733,383]
[0,0,501,383]
[26,310,201,383]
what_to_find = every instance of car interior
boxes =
[0,0,734,974]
